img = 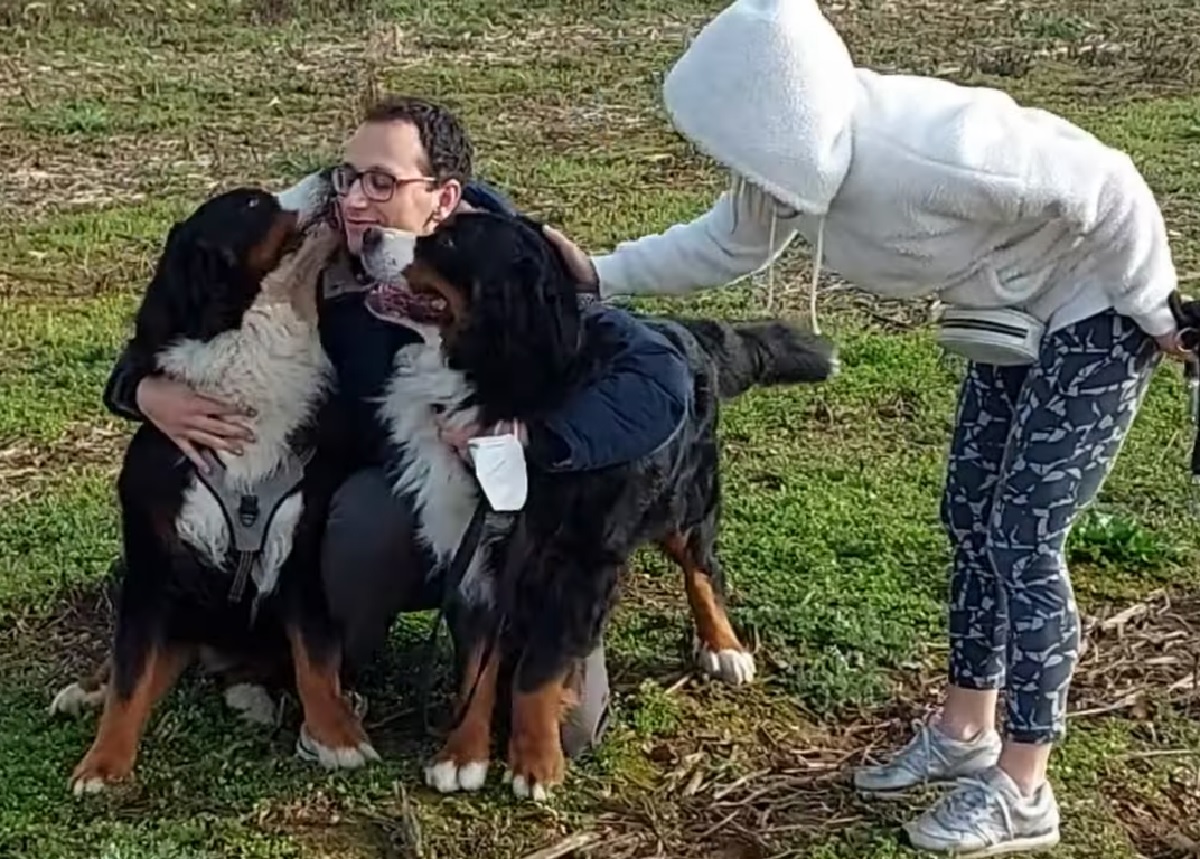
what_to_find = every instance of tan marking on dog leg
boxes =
[662,532,755,685]
[70,646,190,795]
[506,669,570,802]
[425,639,500,793]
[288,626,378,769]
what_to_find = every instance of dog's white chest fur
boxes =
[158,300,332,597]
[376,336,493,606]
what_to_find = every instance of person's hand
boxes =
[1154,329,1193,361]
[542,225,599,293]
[435,414,526,459]
[135,376,256,471]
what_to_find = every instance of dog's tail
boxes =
[675,318,838,400]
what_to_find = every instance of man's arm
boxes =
[526,308,692,473]
[102,342,152,422]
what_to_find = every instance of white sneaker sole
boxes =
[905,826,1060,857]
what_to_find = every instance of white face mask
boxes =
[466,425,528,512]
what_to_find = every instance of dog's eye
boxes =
[248,197,262,208]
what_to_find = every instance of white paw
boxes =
[698,647,756,685]
[507,772,551,802]
[71,776,110,797]
[49,682,105,717]
[297,726,381,769]
[424,759,490,794]
[223,683,278,727]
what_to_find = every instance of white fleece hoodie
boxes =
[592,0,1178,337]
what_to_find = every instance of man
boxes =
[102,95,687,761]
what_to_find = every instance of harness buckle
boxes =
[237,494,260,528]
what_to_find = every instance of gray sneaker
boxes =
[853,716,1002,794]
[903,765,1061,857]
[294,690,369,763]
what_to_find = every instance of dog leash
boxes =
[416,497,513,737]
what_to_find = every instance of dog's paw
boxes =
[505,734,564,803]
[223,682,278,727]
[49,682,105,717]
[424,758,490,794]
[296,723,381,770]
[69,749,133,797]
[698,646,756,685]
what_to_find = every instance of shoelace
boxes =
[900,721,948,783]
[933,776,1015,842]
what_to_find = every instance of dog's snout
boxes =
[363,227,383,252]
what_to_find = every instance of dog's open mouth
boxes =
[365,280,451,326]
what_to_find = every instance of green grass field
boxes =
[2,1,1199,856]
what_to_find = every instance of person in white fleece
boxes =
[544,0,1188,855]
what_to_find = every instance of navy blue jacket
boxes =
[102,179,691,473]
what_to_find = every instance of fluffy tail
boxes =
[676,318,837,399]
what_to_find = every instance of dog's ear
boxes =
[447,220,584,417]
[131,221,250,355]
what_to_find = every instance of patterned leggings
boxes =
[941,309,1160,744]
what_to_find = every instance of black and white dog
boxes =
[51,187,378,795]
[358,211,837,801]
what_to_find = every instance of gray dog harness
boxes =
[195,448,313,611]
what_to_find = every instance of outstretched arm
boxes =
[550,182,799,299]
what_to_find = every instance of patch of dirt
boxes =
[0,422,126,504]
[1073,589,1200,718]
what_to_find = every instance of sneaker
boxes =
[903,765,1061,857]
[294,690,369,762]
[853,715,1002,794]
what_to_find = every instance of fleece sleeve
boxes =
[591,183,800,299]
[1092,154,1178,336]
[1015,115,1178,337]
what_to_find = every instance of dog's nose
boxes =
[363,227,382,251]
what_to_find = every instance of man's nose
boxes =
[342,180,370,209]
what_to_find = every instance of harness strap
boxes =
[417,498,523,738]
[194,447,314,605]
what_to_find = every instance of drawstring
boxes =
[766,211,778,312]
[809,217,824,335]
[764,207,823,335]
[733,173,823,334]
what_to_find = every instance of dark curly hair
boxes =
[362,95,474,186]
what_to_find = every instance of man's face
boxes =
[336,120,461,255]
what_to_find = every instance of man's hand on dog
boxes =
[436,414,526,458]
[136,376,256,472]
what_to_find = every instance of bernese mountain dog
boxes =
[358,210,837,801]
[50,187,378,795]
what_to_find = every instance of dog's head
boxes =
[134,187,337,352]
[362,211,584,418]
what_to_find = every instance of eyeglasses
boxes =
[330,163,436,202]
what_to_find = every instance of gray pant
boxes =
[320,468,611,758]
[941,309,1159,744]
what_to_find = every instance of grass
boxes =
[2,0,1200,856]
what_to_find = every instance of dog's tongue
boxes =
[365,281,413,322]
[365,280,450,325]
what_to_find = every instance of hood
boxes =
[662,0,858,216]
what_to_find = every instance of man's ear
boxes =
[434,179,463,223]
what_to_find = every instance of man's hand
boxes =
[135,376,256,472]
[435,414,526,458]
[542,225,600,293]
